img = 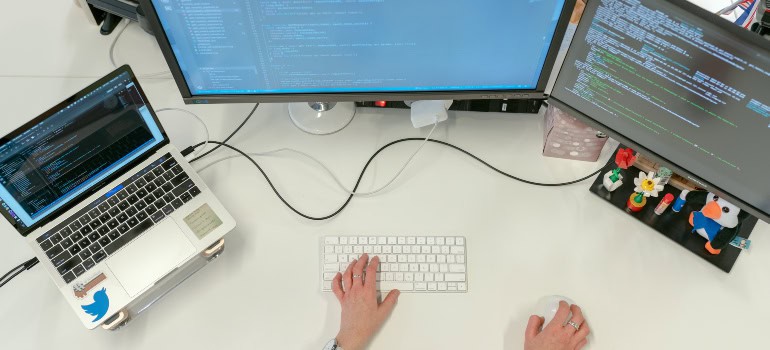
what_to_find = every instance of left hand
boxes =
[332,254,400,350]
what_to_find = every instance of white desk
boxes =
[1,1,768,349]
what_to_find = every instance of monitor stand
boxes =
[288,102,356,135]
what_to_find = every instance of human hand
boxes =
[524,301,590,350]
[332,254,400,350]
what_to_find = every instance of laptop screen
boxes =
[0,70,165,231]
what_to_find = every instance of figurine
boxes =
[686,192,751,255]
[603,148,637,192]
[626,171,663,212]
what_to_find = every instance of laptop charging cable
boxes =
[0,257,39,289]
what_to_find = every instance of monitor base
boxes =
[288,102,356,135]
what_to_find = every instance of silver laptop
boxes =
[0,66,236,329]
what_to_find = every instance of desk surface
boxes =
[1,1,768,349]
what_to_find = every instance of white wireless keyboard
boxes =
[321,236,467,293]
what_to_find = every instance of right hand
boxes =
[524,301,590,350]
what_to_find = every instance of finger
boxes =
[525,315,544,342]
[342,259,356,292]
[331,272,344,302]
[562,304,584,335]
[352,254,369,287]
[574,339,588,350]
[546,301,572,330]
[378,289,401,318]
[570,322,590,347]
[364,256,379,289]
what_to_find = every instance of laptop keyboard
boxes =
[35,154,202,284]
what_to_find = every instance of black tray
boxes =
[588,150,757,273]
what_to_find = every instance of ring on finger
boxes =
[566,321,580,331]
[352,274,363,278]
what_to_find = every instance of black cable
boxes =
[0,257,39,289]
[188,139,602,221]
[190,104,259,162]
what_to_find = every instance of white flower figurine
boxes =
[633,171,664,197]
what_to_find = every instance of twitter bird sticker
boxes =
[81,288,110,322]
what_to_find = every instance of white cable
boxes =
[195,119,440,196]
[155,108,209,159]
[109,20,172,78]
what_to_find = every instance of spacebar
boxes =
[104,219,154,255]
[378,282,414,292]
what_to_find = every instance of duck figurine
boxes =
[686,191,750,255]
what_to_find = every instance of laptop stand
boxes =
[100,238,226,330]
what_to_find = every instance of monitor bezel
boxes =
[549,0,770,223]
[0,65,170,236]
[139,0,577,104]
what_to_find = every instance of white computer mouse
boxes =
[535,295,575,329]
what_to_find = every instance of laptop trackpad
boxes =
[108,219,196,297]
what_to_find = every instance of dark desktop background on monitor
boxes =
[550,0,770,221]
[141,0,575,103]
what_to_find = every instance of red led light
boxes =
[375,101,387,107]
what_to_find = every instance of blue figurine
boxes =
[686,192,749,255]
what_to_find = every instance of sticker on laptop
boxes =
[81,287,110,322]
[74,273,107,299]
[183,204,223,239]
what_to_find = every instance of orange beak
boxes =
[701,201,723,221]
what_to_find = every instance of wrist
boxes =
[335,332,360,350]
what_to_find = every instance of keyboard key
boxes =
[145,204,158,215]
[89,208,101,219]
[180,192,192,203]
[172,179,195,197]
[137,188,148,199]
[107,219,119,229]
[72,264,86,277]
[52,251,72,267]
[46,244,63,259]
[154,177,165,188]
[57,255,81,275]
[93,251,107,263]
[99,213,111,223]
[60,227,72,238]
[171,164,183,175]
[127,217,139,228]
[189,186,201,197]
[135,201,147,211]
[136,178,147,188]
[109,207,121,216]
[108,196,120,206]
[117,213,129,223]
[50,233,63,244]
[79,216,91,225]
[162,204,174,215]
[97,226,110,236]
[118,224,129,234]
[118,201,130,211]
[126,184,138,194]
[98,236,111,247]
[109,231,121,240]
[80,249,92,260]
[89,243,101,254]
[145,183,157,193]
[82,258,95,270]
[98,202,111,213]
[153,188,165,199]
[162,159,178,170]
[154,199,167,209]
[163,171,174,182]
[126,207,138,217]
[162,182,174,193]
[40,239,53,251]
[136,210,148,221]
[104,219,153,255]
[153,167,165,176]
[144,172,156,182]
[151,211,165,223]
[127,195,139,205]
[444,274,466,282]
[88,232,100,242]
[69,245,81,256]
[89,220,101,230]
[61,238,73,249]
[378,282,414,291]
[117,190,128,200]
[70,221,82,231]
[62,272,76,284]
[78,238,90,249]
[80,226,91,236]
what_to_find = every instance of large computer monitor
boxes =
[549,0,770,222]
[140,0,575,104]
